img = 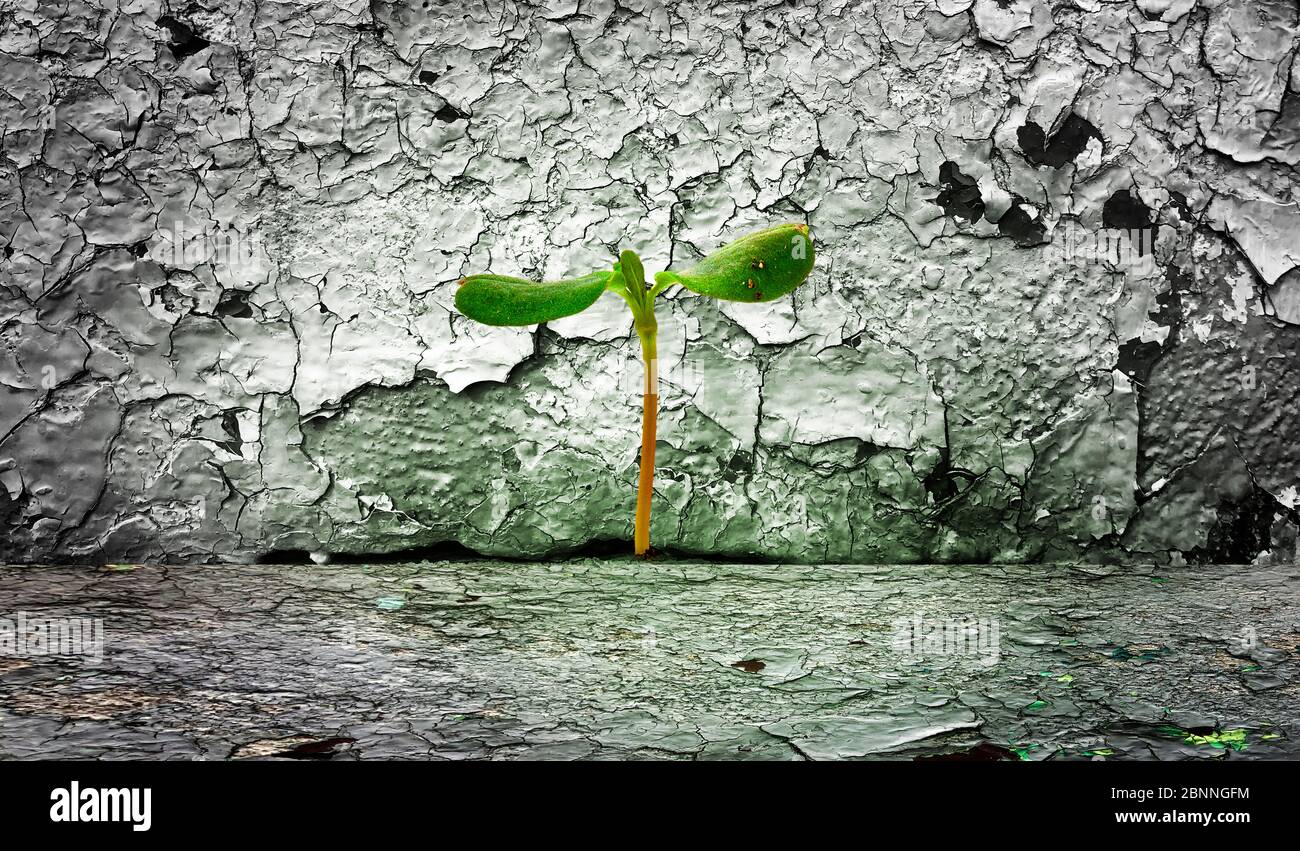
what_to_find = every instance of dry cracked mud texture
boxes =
[1,0,1299,563]
[1,561,1297,760]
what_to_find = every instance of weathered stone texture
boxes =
[1,0,1297,563]
[1,561,1297,759]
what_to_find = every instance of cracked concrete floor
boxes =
[1,560,1296,760]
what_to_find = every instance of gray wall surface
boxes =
[1,0,1297,564]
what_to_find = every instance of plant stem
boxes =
[634,317,657,556]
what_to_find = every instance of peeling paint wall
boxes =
[1,0,1297,564]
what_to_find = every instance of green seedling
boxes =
[455,222,815,556]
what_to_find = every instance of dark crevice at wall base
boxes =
[255,537,793,566]
[258,539,490,565]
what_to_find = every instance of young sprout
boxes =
[455,223,815,556]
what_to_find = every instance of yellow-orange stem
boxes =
[634,389,657,556]
[633,316,658,556]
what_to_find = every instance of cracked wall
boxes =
[1,0,1297,564]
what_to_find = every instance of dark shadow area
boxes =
[1017,113,1102,168]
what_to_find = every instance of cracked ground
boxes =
[1,560,1297,760]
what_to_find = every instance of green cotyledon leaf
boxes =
[653,223,814,303]
[454,270,612,326]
